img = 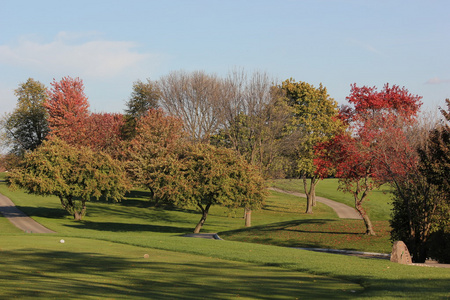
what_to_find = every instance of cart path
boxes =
[0,192,55,233]
[269,187,362,219]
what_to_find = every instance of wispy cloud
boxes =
[0,32,159,78]
[425,77,450,85]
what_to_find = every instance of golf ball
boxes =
[60,239,65,243]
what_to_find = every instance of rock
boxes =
[390,241,412,264]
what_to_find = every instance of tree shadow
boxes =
[64,220,193,234]
[13,206,68,219]
[0,248,364,299]
[220,219,367,249]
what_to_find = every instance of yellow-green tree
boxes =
[169,143,267,233]
[281,79,343,213]
[8,137,130,220]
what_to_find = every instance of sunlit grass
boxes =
[1,177,449,299]
[268,178,393,221]
[0,236,361,299]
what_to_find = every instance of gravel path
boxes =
[0,193,55,233]
[269,187,362,219]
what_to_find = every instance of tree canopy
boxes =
[152,143,267,233]
[44,76,90,146]
[7,137,130,220]
[122,79,160,140]
[1,78,49,156]
[315,83,422,235]
[281,79,343,213]
[125,109,266,233]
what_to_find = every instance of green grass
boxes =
[1,177,449,299]
[269,178,393,221]
[221,191,392,253]
[0,236,362,299]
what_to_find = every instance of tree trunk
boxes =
[244,207,252,227]
[311,180,317,207]
[194,203,211,233]
[303,178,313,214]
[73,210,83,221]
[354,196,376,235]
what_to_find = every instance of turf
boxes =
[269,178,393,221]
[0,236,362,299]
[1,177,449,299]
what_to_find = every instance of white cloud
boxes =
[425,77,450,85]
[0,32,159,78]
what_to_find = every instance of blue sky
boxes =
[1,0,449,115]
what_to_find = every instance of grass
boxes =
[221,191,392,253]
[269,178,393,221]
[1,176,449,299]
[0,236,362,299]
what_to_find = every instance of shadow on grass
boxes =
[65,221,192,234]
[14,206,68,219]
[220,219,369,249]
[0,248,363,299]
[2,248,448,299]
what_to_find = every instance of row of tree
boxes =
[1,72,448,262]
[2,75,267,233]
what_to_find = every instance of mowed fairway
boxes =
[0,236,361,299]
[1,176,450,299]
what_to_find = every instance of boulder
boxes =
[390,241,412,264]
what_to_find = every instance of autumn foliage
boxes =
[315,83,422,235]
[45,77,90,145]
[44,76,125,154]
[125,108,267,233]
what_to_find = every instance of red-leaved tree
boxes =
[315,84,422,235]
[45,77,125,154]
[84,112,125,155]
[44,77,90,145]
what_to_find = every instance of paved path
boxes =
[0,192,55,233]
[269,187,362,219]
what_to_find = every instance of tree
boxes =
[0,78,49,156]
[44,76,90,146]
[390,101,450,263]
[44,77,124,154]
[421,98,450,193]
[7,137,130,220]
[215,70,290,178]
[125,108,185,199]
[151,143,267,233]
[315,83,422,235]
[390,157,448,263]
[281,79,343,214]
[84,112,125,155]
[158,70,224,142]
[125,110,267,232]
[122,79,160,140]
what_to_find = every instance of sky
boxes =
[1,0,449,115]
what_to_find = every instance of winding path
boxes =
[269,187,362,219]
[0,193,55,233]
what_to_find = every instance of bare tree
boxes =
[158,70,223,142]
[220,69,286,166]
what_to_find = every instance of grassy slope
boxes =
[0,179,449,299]
[220,191,392,253]
[268,178,393,221]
